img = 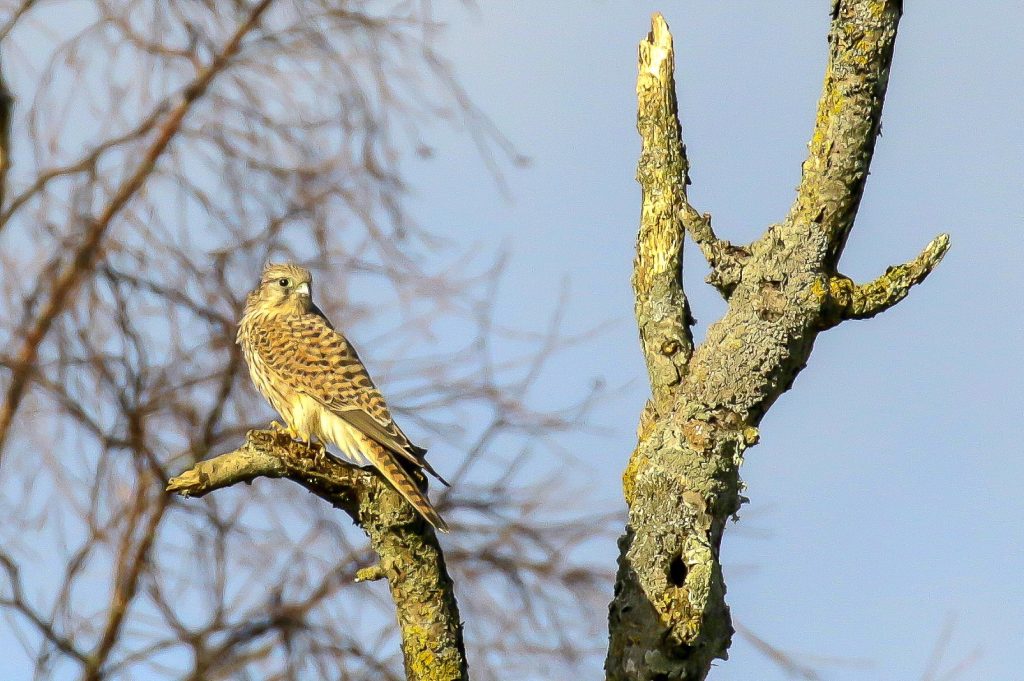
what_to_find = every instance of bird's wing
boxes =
[250,312,448,485]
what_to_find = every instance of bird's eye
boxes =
[278,278,290,288]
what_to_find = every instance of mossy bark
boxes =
[607,4,945,680]
[168,429,468,681]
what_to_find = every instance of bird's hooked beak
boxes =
[295,282,310,298]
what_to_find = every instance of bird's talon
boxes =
[305,439,327,464]
[269,421,302,441]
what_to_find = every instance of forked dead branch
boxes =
[607,4,947,680]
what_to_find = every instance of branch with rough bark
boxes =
[630,13,694,412]
[607,4,947,680]
[678,204,750,297]
[819,232,950,327]
[167,429,468,681]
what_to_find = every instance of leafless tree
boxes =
[0,2,614,680]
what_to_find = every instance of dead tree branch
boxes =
[631,14,695,412]
[819,232,950,327]
[607,4,945,679]
[677,205,749,297]
[168,429,468,681]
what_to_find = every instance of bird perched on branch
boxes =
[237,263,449,532]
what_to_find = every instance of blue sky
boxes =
[405,3,1023,679]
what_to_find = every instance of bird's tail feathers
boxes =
[398,444,450,487]
[418,455,450,488]
[371,445,449,533]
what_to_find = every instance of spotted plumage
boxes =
[237,263,449,532]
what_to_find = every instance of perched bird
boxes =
[237,263,449,532]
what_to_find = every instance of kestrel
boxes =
[237,263,449,532]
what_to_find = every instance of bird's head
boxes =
[245,263,314,317]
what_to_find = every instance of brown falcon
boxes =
[237,263,449,532]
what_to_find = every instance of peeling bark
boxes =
[168,430,468,681]
[607,4,945,680]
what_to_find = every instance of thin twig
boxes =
[0,0,278,465]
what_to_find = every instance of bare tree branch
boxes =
[819,232,950,327]
[789,0,903,265]
[631,14,694,412]
[82,490,170,681]
[677,205,749,297]
[167,429,468,681]
[0,0,277,464]
[0,553,89,664]
[607,3,941,679]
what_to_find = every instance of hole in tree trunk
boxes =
[668,553,687,586]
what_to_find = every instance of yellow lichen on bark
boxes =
[609,4,933,681]
[814,233,949,327]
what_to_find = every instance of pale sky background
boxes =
[404,3,1023,680]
